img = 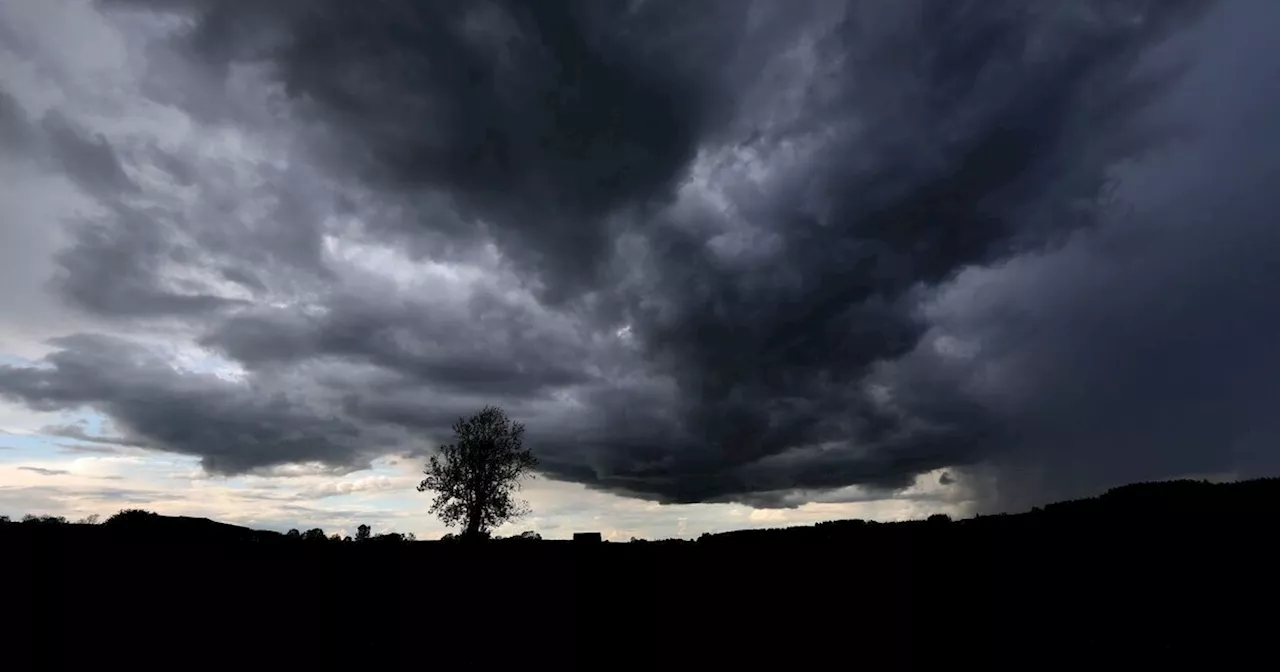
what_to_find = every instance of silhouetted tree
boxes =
[24,514,68,525]
[355,524,372,542]
[302,528,327,542]
[417,405,538,540]
[105,509,158,526]
[77,514,100,525]
[286,528,301,539]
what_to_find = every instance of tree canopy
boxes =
[417,405,538,539]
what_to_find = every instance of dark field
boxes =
[5,478,1277,669]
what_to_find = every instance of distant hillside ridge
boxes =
[3,476,1279,545]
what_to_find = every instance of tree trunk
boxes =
[464,451,486,540]
[465,508,481,538]
[464,483,482,539]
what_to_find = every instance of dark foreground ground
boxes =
[4,478,1278,669]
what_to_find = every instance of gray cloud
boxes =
[56,443,121,455]
[39,422,147,448]
[0,334,391,476]
[39,111,139,196]
[0,87,136,197]
[51,203,246,318]
[18,466,72,476]
[0,484,164,504]
[5,0,1278,512]
[0,89,34,153]
[228,476,404,503]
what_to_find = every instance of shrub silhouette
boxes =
[104,508,159,527]
[22,514,68,526]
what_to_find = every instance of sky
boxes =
[2,0,1279,540]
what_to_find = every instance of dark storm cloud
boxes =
[0,89,255,320]
[105,0,760,302]
[69,0,1236,507]
[198,287,593,398]
[52,203,244,318]
[44,135,338,320]
[175,155,338,284]
[875,0,1280,511]
[0,334,386,476]
[534,0,1216,503]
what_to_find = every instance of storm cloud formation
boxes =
[2,0,1279,511]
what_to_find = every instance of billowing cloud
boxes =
[0,88,136,197]
[0,334,391,475]
[2,0,1278,513]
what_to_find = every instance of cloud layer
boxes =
[3,0,1279,512]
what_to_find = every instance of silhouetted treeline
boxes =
[5,477,1278,669]
[0,507,422,545]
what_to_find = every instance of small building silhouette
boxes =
[573,532,602,543]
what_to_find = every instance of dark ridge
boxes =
[9,476,1274,544]
[5,476,1276,668]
